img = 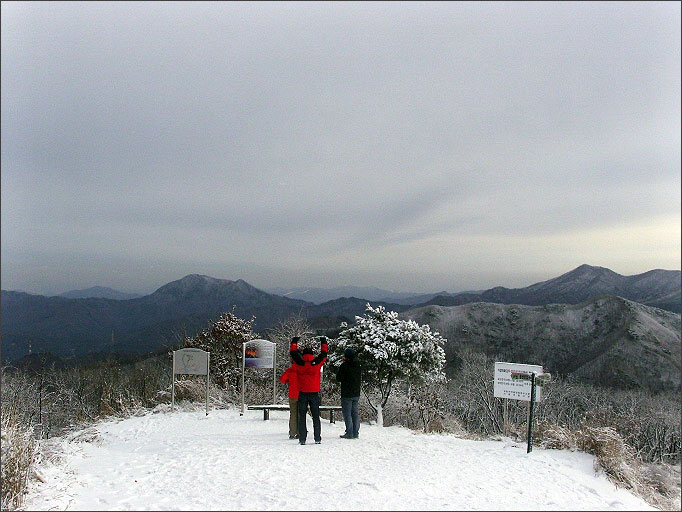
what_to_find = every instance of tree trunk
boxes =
[376,403,384,427]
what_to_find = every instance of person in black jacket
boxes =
[336,347,361,439]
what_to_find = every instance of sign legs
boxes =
[171,351,176,412]
[527,372,537,453]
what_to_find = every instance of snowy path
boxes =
[24,407,654,511]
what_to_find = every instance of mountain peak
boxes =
[570,264,614,275]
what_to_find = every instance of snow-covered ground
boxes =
[23,407,655,511]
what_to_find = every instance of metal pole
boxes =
[206,352,210,416]
[527,372,536,453]
[171,351,175,412]
[272,343,277,405]
[503,398,508,437]
[240,343,245,416]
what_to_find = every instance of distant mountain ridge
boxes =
[426,265,681,313]
[267,265,680,312]
[1,275,409,363]
[402,295,681,392]
[2,265,679,381]
[265,285,429,305]
[59,286,142,300]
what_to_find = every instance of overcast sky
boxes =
[2,1,680,295]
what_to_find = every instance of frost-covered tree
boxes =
[184,310,256,390]
[330,304,447,426]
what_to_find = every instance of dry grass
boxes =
[536,421,681,510]
[1,413,38,510]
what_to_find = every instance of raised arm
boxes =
[312,336,328,365]
[290,337,304,366]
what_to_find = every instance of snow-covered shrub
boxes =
[168,376,235,410]
[536,420,640,490]
[1,410,38,510]
[330,304,446,425]
[636,462,682,511]
[578,425,641,490]
[184,310,256,390]
[535,421,577,451]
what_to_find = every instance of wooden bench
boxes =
[247,404,343,423]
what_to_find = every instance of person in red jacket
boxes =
[290,336,327,445]
[279,356,300,439]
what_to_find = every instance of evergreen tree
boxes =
[331,304,446,425]
[184,310,256,390]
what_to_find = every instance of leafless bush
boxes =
[1,408,38,510]
[406,380,449,433]
[445,348,681,464]
[637,462,681,511]
[266,313,315,375]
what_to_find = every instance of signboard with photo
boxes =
[244,339,275,368]
[241,339,277,414]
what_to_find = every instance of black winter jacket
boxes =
[336,358,361,398]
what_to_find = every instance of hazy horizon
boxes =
[4,263,680,298]
[2,2,680,296]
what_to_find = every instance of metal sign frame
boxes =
[494,361,544,402]
[494,361,552,453]
[240,339,277,415]
[172,348,210,416]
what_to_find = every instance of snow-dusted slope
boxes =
[24,407,654,511]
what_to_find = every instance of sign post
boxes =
[172,348,210,416]
[527,372,536,453]
[494,362,550,453]
[240,339,277,416]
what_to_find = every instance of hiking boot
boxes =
[289,435,298,439]
[315,440,321,444]
[339,433,353,439]
[299,441,306,445]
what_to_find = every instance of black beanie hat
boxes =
[302,347,314,355]
[344,348,356,359]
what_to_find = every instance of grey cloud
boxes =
[2,1,679,294]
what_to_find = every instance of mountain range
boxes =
[264,285,427,304]
[59,286,142,300]
[2,264,680,392]
[403,296,681,393]
[423,264,681,313]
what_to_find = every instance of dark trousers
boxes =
[341,396,360,437]
[298,391,321,443]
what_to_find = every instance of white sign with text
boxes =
[494,361,543,402]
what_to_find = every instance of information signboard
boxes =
[241,339,277,415]
[173,348,209,375]
[494,362,543,402]
[244,339,275,368]
[172,348,210,415]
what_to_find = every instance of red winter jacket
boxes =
[279,365,300,399]
[290,339,327,393]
